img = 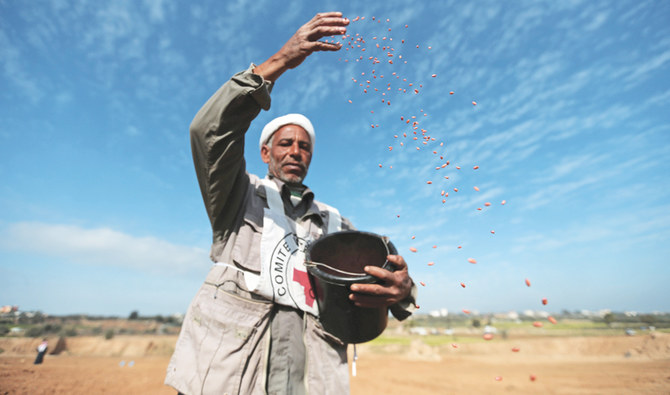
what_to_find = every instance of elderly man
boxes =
[165,12,416,395]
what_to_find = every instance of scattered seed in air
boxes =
[512,347,520,352]
[548,316,557,324]
[542,298,548,305]
[525,278,531,287]
[462,309,470,314]
[532,321,543,328]
[409,247,417,252]
[419,281,426,286]
[467,258,477,264]
[427,261,435,266]
[474,186,480,191]
[483,333,494,341]
[460,282,466,288]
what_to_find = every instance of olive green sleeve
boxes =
[190,65,273,239]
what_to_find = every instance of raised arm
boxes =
[190,12,349,238]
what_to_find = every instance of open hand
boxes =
[348,254,413,308]
[254,12,349,81]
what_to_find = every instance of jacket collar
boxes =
[257,175,323,224]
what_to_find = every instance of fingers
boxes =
[305,39,342,53]
[305,12,349,29]
[302,13,349,47]
[348,254,412,308]
[349,283,404,308]
[386,254,408,270]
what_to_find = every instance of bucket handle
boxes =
[304,260,368,277]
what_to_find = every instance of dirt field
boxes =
[1,333,669,394]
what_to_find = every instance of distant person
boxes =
[165,11,417,395]
[34,338,48,364]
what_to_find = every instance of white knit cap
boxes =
[259,113,315,151]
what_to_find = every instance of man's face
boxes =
[261,124,312,185]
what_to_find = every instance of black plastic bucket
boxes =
[305,231,397,344]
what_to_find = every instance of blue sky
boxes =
[1,0,669,317]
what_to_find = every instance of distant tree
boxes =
[63,327,78,337]
[25,326,45,338]
[128,311,139,320]
[603,313,615,327]
[472,319,481,328]
[104,329,115,340]
[640,314,656,327]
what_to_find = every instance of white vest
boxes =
[216,178,341,316]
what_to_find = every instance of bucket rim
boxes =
[305,230,397,284]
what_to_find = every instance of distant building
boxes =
[409,327,428,336]
[0,305,18,314]
[429,309,448,318]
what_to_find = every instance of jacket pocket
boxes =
[166,284,271,394]
[231,216,262,273]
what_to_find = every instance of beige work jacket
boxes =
[165,66,416,395]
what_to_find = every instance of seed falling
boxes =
[467,258,477,264]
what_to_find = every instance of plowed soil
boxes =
[1,333,669,394]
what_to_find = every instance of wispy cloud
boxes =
[0,222,208,276]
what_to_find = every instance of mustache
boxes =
[282,160,306,170]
